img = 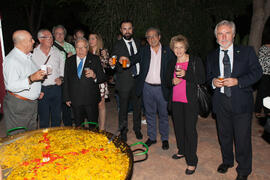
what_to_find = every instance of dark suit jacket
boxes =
[206,45,262,113]
[111,38,140,92]
[165,55,206,105]
[130,45,175,101]
[63,53,106,106]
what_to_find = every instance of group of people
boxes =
[2,19,263,180]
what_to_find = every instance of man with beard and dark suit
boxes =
[63,37,106,127]
[110,20,142,142]
[206,20,262,180]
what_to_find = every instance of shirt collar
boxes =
[220,44,233,52]
[14,47,31,59]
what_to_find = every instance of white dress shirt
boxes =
[212,44,234,93]
[3,48,41,100]
[145,43,162,84]
[123,38,140,75]
[32,45,64,86]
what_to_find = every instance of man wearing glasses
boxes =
[120,27,175,149]
[32,29,65,128]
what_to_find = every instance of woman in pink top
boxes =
[165,34,205,175]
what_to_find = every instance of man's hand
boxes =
[119,56,130,65]
[30,70,46,82]
[85,68,96,79]
[67,52,73,58]
[55,77,62,86]
[223,78,238,87]
[213,78,224,88]
[66,101,71,107]
[173,77,182,85]
[38,92,44,100]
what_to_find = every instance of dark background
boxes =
[0,0,269,59]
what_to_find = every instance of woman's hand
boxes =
[175,69,186,78]
[173,77,182,85]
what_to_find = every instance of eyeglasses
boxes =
[40,36,53,39]
[146,34,158,39]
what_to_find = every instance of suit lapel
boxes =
[120,39,130,56]
[161,46,167,77]
[214,48,220,76]
[232,45,240,76]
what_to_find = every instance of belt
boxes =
[7,91,31,101]
[145,82,161,86]
[42,84,57,88]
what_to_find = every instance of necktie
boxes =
[77,58,83,79]
[222,50,231,97]
[128,41,137,76]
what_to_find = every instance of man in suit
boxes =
[120,27,175,150]
[206,20,262,180]
[110,20,142,142]
[63,37,106,127]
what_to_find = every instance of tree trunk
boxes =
[249,0,270,54]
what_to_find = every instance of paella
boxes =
[0,128,130,180]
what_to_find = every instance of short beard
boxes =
[123,34,133,40]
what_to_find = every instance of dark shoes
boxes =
[217,163,234,173]
[185,166,196,175]
[135,131,143,140]
[145,138,157,147]
[162,140,169,150]
[236,174,248,180]
[172,154,185,159]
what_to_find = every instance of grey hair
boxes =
[75,37,89,48]
[37,29,51,38]
[52,25,67,37]
[145,27,161,37]
[214,20,236,37]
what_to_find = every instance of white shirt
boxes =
[145,43,162,84]
[3,48,41,100]
[123,38,140,75]
[213,44,234,93]
[32,45,65,86]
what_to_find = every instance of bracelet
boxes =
[28,75,33,84]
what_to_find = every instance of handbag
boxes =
[192,59,212,118]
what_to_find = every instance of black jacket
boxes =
[63,53,106,106]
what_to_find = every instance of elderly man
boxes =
[3,30,45,135]
[206,20,262,180]
[32,29,65,128]
[52,25,76,127]
[63,38,106,127]
[110,20,142,142]
[117,27,175,149]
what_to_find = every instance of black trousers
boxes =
[72,104,98,127]
[172,101,198,166]
[118,87,141,134]
[216,93,252,176]
[254,74,270,114]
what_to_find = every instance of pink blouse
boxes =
[172,61,189,103]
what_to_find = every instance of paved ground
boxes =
[0,88,270,179]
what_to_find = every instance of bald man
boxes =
[3,30,45,135]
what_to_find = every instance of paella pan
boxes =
[0,127,148,180]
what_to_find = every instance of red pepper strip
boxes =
[104,156,107,159]
[81,149,90,154]
[100,148,104,151]
[22,161,30,166]
[24,178,28,180]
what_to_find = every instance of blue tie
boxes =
[128,41,137,76]
[222,50,231,97]
[77,58,83,79]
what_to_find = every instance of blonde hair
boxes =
[170,34,189,50]
[89,33,104,55]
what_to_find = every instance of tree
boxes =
[249,0,270,53]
